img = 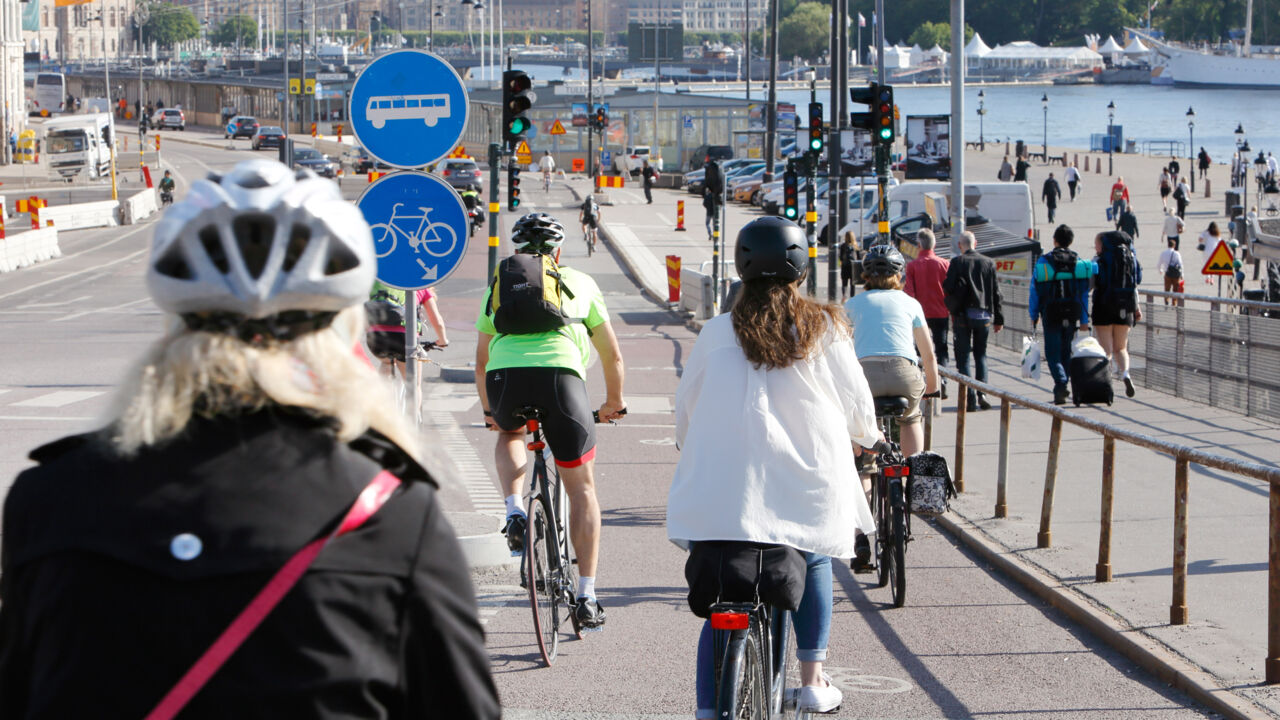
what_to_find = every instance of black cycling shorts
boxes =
[486,367,597,467]
[583,216,599,229]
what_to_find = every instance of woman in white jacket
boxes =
[667,217,882,717]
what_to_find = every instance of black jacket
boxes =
[704,162,725,198]
[1041,178,1061,207]
[943,249,1005,326]
[0,407,500,719]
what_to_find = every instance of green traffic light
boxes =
[509,118,531,134]
[784,208,797,219]
[879,128,892,140]
[810,139,822,150]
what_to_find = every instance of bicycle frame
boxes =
[709,602,789,718]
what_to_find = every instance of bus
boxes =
[366,93,451,129]
[32,72,65,116]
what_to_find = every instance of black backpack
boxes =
[1101,233,1139,309]
[364,289,409,360]
[487,253,584,335]
[1040,248,1083,326]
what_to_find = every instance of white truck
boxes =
[43,112,114,180]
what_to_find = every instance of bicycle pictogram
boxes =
[370,202,459,259]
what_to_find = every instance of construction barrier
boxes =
[143,166,154,188]
[666,255,681,303]
[572,158,586,173]
[41,200,120,231]
[675,201,686,231]
[311,123,317,138]
[596,175,624,189]
[369,171,385,183]
[155,135,161,151]
[121,188,160,225]
[0,227,61,273]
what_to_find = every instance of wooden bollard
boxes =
[1084,156,1090,172]
[1205,178,1211,198]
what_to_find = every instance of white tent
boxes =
[964,33,992,57]
[927,43,948,61]
[1098,35,1124,54]
[1123,36,1149,55]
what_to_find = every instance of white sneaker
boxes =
[797,680,843,714]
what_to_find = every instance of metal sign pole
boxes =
[405,291,419,426]
[488,142,500,277]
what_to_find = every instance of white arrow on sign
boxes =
[416,258,438,280]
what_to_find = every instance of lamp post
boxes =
[977,88,985,151]
[1107,100,1115,176]
[1235,123,1246,189]
[1041,92,1048,160]
[1186,106,1195,193]
[431,5,441,49]
[1255,150,1268,208]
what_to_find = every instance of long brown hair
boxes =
[731,278,849,370]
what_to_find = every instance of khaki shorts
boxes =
[860,356,926,425]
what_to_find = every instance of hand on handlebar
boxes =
[594,403,628,423]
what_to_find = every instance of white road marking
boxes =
[425,395,478,413]
[0,245,150,303]
[56,297,151,323]
[426,383,505,516]
[17,295,94,309]
[622,396,672,414]
[12,390,105,408]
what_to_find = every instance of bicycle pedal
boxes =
[510,550,524,558]
[580,626,605,634]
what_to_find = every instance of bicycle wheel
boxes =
[715,630,766,720]
[421,222,459,258]
[369,223,397,258]
[526,496,559,666]
[875,476,890,589]
[552,476,584,640]
[586,230,594,256]
[888,481,907,608]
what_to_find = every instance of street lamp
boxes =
[1255,150,1268,207]
[977,88,986,151]
[1041,93,1048,160]
[1107,100,1115,176]
[1236,123,1247,189]
[1186,106,1195,192]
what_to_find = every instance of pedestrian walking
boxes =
[1168,158,1181,185]
[1041,172,1062,223]
[1109,177,1130,226]
[1198,147,1211,180]
[1064,162,1081,201]
[904,228,951,398]
[1158,167,1172,210]
[1158,237,1185,305]
[1092,230,1144,398]
[1198,221,1224,285]
[1268,152,1278,185]
[1173,175,1191,219]
[1118,205,1140,241]
[703,159,724,237]
[839,232,857,299]
[998,156,1013,181]
[943,231,1004,411]
[1014,156,1030,182]
[0,160,502,718]
[1029,225,1093,405]
[641,159,658,204]
[1161,208,1184,251]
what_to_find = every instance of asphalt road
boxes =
[0,141,1224,719]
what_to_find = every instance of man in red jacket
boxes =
[904,228,950,398]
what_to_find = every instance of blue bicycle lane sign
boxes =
[348,50,470,169]
[357,172,469,290]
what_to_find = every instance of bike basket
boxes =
[906,451,954,517]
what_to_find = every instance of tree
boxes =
[907,20,973,50]
[142,3,199,48]
[212,15,257,48]
[779,2,830,60]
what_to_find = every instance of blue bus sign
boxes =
[348,50,470,169]
[357,171,470,290]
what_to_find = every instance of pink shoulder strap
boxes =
[144,470,402,720]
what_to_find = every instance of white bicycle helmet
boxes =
[147,159,375,340]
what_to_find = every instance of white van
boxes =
[879,181,1035,239]
[43,112,114,180]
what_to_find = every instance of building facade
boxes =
[627,0,764,33]
[3,0,25,162]
[21,0,138,64]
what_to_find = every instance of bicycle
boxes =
[385,340,441,426]
[583,223,597,256]
[543,170,552,193]
[707,593,795,718]
[369,202,458,259]
[519,405,626,667]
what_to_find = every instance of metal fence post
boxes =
[1171,457,1190,624]
[995,399,1011,518]
[1269,478,1280,683]
[1038,415,1063,548]
[1097,435,1116,582]
[954,380,967,493]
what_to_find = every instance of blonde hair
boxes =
[863,273,904,291]
[107,306,421,460]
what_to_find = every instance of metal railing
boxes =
[922,367,1280,685]
[991,277,1280,423]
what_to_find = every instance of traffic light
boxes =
[593,105,608,131]
[782,163,799,221]
[873,84,895,144]
[807,102,823,153]
[850,82,878,132]
[502,70,534,145]
[507,160,521,211]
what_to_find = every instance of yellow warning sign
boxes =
[550,119,566,135]
[515,140,532,165]
[1201,240,1236,276]
[289,78,301,95]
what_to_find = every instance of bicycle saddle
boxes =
[512,405,544,422]
[873,396,911,418]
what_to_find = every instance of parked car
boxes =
[151,107,185,131]
[343,146,391,173]
[292,147,337,178]
[439,158,482,192]
[251,126,286,150]
[613,145,651,176]
[686,158,758,195]
[225,115,260,139]
[688,144,733,171]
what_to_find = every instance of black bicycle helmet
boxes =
[510,212,565,252]
[861,242,906,277]
[734,216,808,282]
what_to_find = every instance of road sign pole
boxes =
[405,290,419,426]
[488,142,501,277]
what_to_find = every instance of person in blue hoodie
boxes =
[1029,225,1094,405]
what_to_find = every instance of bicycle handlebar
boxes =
[592,407,628,424]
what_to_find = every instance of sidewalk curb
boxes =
[934,512,1270,720]
[454,527,521,570]
[566,182,668,308]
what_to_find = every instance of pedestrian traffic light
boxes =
[807,102,823,153]
[507,160,521,211]
[503,70,534,145]
[850,82,878,132]
[594,105,608,131]
[873,84,895,144]
[783,163,799,221]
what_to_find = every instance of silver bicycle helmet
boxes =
[147,159,375,339]
[861,242,906,277]
[510,212,565,252]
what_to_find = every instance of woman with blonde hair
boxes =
[668,216,882,717]
[0,160,499,719]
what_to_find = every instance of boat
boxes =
[1129,0,1280,89]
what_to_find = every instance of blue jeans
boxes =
[1041,324,1076,391]
[695,553,832,715]
[1111,199,1125,224]
[953,316,991,399]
